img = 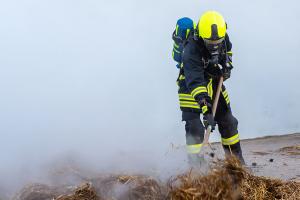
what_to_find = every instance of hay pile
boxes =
[241,172,300,200]
[12,184,72,200]
[55,183,98,200]
[167,157,300,200]
[16,158,300,200]
[167,158,244,199]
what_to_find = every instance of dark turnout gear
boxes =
[182,87,243,162]
[172,13,244,164]
[183,112,205,154]
[182,34,233,107]
[175,31,233,113]
[181,35,243,163]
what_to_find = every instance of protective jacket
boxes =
[177,33,233,113]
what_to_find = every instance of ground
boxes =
[6,133,300,200]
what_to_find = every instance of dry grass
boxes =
[16,157,300,200]
[55,183,98,200]
[167,158,245,200]
[241,173,300,200]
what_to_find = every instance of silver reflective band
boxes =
[204,37,224,45]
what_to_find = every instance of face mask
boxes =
[203,38,224,65]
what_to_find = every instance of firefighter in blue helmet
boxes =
[172,12,245,165]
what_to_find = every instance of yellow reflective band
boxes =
[202,105,208,113]
[180,101,199,105]
[172,51,174,59]
[222,133,240,145]
[180,63,183,68]
[222,90,230,104]
[180,101,200,109]
[222,90,228,96]
[186,29,190,39]
[225,98,230,104]
[173,47,181,54]
[179,93,193,98]
[186,143,203,154]
[192,89,207,98]
[174,43,179,49]
[227,51,233,56]
[176,25,179,35]
[179,94,195,101]
[179,75,185,80]
[207,79,213,98]
[191,86,207,98]
[225,96,230,101]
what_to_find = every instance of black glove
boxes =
[222,62,233,80]
[203,113,216,131]
[199,97,216,131]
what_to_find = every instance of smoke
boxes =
[0,0,299,198]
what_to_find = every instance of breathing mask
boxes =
[203,37,224,66]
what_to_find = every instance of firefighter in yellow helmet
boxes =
[174,11,245,165]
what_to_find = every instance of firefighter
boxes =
[172,11,245,165]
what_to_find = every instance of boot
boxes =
[223,142,245,165]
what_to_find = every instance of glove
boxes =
[199,97,216,131]
[203,113,216,131]
[222,62,233,80]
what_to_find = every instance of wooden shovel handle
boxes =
[203,76,224,146]
[212,76,224,117]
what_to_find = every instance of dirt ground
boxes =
[206,133,300,181]
[6,133,300,200]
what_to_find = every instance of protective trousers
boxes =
[182,81,244,163]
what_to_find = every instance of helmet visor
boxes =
[203,37,224,53]
[203,37,224,45]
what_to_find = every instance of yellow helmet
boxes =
[198,11,226,41]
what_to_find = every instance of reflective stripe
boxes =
[202,105,208,114]
[224,97,230,104]
[222,90,230,104]
[222,133,240,145]
[227,51,233,56]
[174,43,179,49]
[186,143,202,154]
[223,91,228,97]
[173,47,181,54]
[179,93,195,101]
[179,75,185,80]
[186,28,190,39]
[179,101,200,109]
[175,25,179,35]
[207,79,213,98]
[191,86,207,98]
